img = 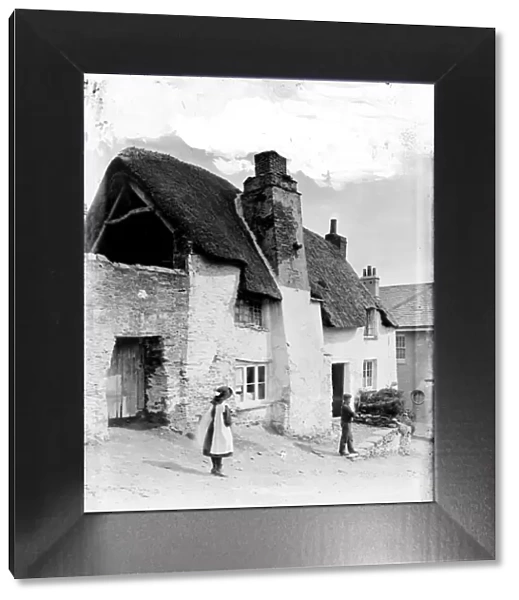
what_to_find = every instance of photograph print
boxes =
[84,75,434,513]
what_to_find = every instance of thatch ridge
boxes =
[85,147,281,300]
[304,228,397,328]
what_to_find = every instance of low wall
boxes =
[354,423,413,459]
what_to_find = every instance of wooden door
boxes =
[331,363,345,417]
[109,338,145,418]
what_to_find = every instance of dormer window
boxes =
[364,308,377,339]
[234,295,264,328]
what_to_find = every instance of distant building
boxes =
[379,283,434,433]
[84,148,398,442]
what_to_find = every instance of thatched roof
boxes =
[304,228,397,329]
[85,147,281,300]
[379,283,433,329]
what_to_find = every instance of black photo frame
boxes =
[9,10,495,578]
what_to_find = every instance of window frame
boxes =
[396,333,406,363]
[364,308,378,339]
[234,363,267,405]
[362,359,377,390]
[234,296,264,328]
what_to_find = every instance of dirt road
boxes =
[85,422,433,512]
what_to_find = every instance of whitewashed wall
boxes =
[279,287,332,435]
[185,254,332,434]
[185,254,276,420]
[184,254,239,419]
[323,311,397,396]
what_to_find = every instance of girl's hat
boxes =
[216,386,233,397]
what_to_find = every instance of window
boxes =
[362,360,376,389]
[234,297,264,327]
[411,389,425,405]
[396,334,406,362]
[364,309,377,338]
[235,364,267,403]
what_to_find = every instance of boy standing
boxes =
[339,394,359,457]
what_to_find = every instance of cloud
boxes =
[85,75,433,189]
[212,156,254,177]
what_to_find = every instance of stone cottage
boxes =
[84,147,398,442]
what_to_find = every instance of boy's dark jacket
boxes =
[340,403,355,425]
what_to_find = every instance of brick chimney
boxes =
[325,219,347,259]
[361,265,380,298]
[240,151,309,291]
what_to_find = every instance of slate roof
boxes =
[379,283,434,329]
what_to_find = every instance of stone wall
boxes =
[183,256,332,437]
[241,174,309,291]
[84,254,189,442]
[183,254,240,425]
[142,337,168,415]
[85,250,359,442]
[183,254,276,427]
[233,404,268,426]
[355,428,401,458]
[264,401,289,434]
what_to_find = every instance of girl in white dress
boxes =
[197,386,234,477]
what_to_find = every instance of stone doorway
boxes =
[106,336,167,426]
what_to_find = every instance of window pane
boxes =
[234,297,263,327]
[247,366,255,384]
[363,360,374,387]
[257,365,265,382]
[246,383,255,401]
[258,383,266,400]
[235,368,244,400]
[254,304,262,326]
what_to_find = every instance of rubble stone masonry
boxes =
[84,254,189,442]
[184,254,271,428]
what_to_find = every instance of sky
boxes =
[84,75,434,285]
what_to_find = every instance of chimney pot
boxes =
[361,265,380,297]
[330,219,337,234]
